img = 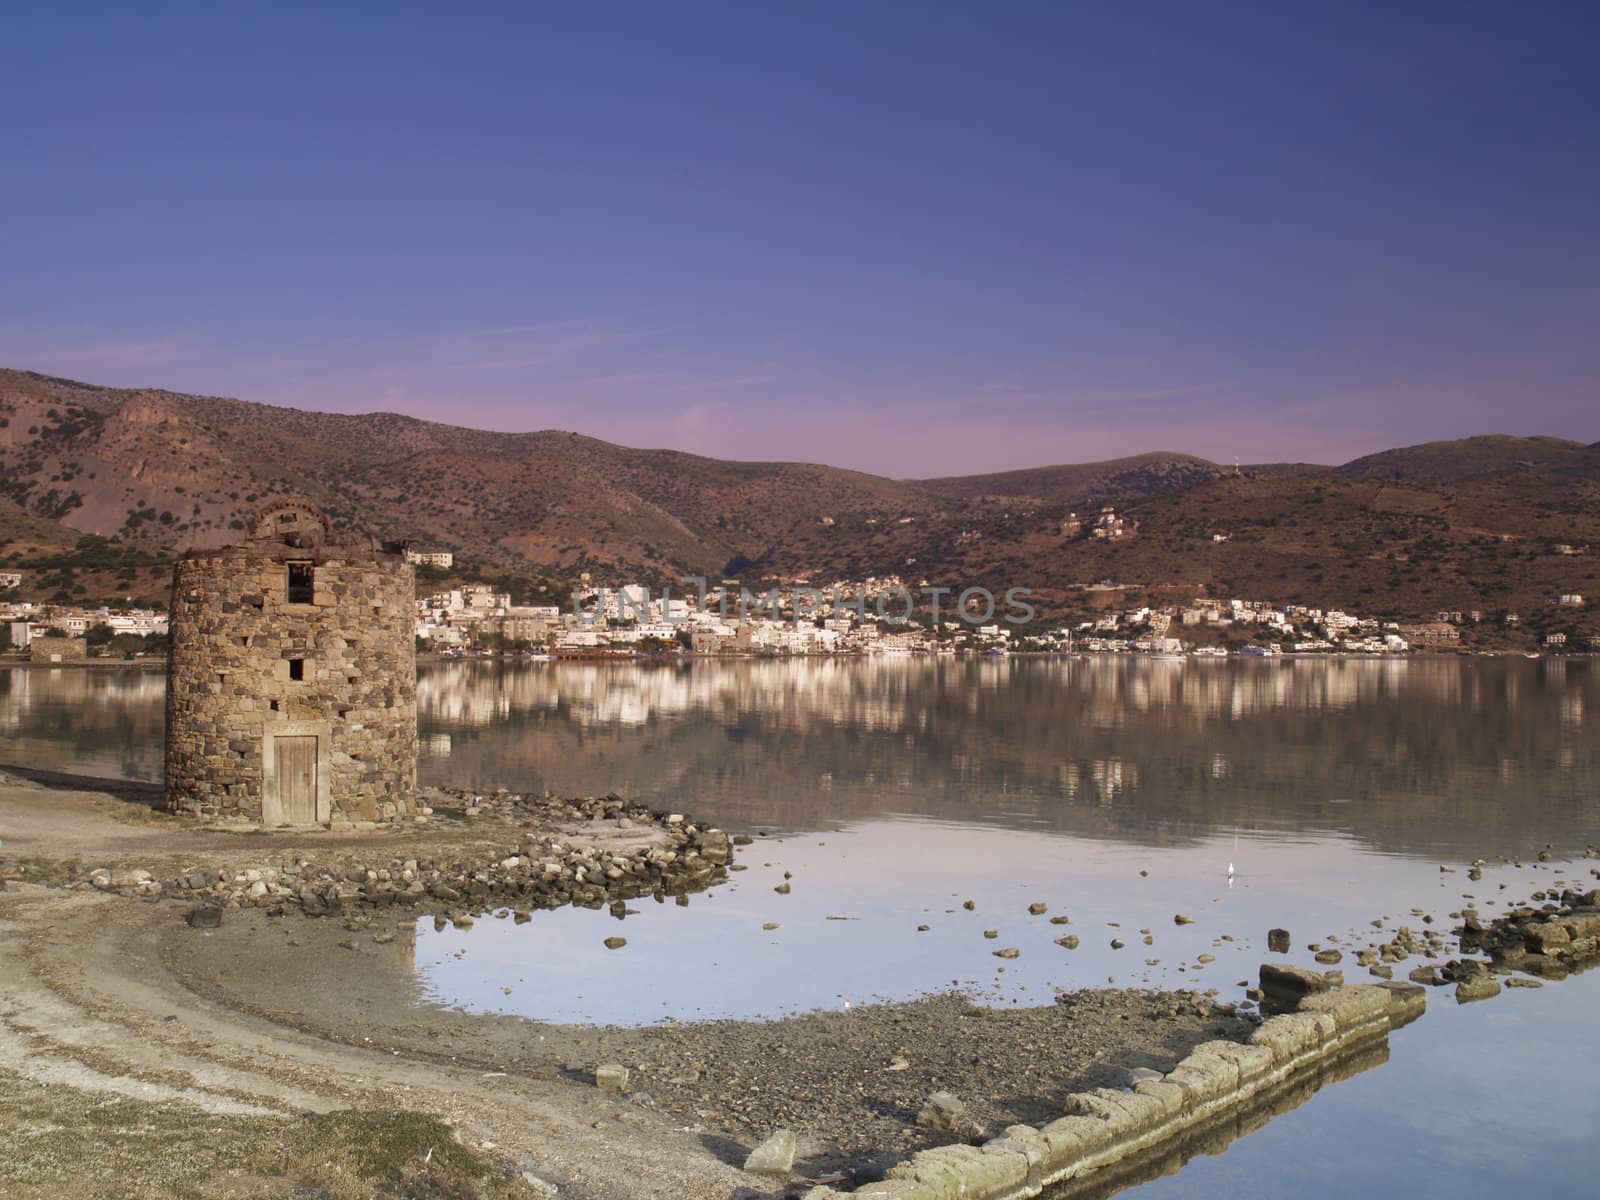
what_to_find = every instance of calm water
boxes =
[3,656,1598,1197]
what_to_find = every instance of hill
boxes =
[0,368,934,585]
[917,451,1225,504]
[1,368,1596,628]
[865,470,1599,624]
[1333,435,1593,485]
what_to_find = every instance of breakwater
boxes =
[806,981,1425,1200]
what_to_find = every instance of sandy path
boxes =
[0,777,753,1200]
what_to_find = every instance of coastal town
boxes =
[4,558,1589,661]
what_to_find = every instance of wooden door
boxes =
[274,735,318,824]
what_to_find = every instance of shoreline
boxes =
[0,772,1259,1197]
[2,648,1584,675]
[2,772,1595,1197]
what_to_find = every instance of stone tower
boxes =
[164,500,417,827]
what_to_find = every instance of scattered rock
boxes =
[603,937,627,950]
[1455,976,1502,1004]
[519,1171,559,1198]
[1267,928,1292,953]
[1028,902,1048,916]
[595,1064,629,1094]
[184,907,222,929]
[72,790,737,922]
[1259,962,1331,1004]
[915,1091,985,1140]
[743,1129,797,1178]
[1056,935,1080,949]
[993,947,1020,959]
[1174,914,1196,925]
[917,1090,964,1130]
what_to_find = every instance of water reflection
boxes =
[2,658,1595,861]
[0,666,167,783]
[415,657,1599,859]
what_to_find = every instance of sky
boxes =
[2,2,1596,476]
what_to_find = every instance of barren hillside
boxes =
[1,368,1595,627]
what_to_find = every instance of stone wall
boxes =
[802,982,1426,1200]
[28,636,86,662]
[165,543,416,825]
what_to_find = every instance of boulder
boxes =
[916,1091,986,1140]
[1259,962,1330,1003]
[744,1129,797,1178]
[1455,976,1502,1004]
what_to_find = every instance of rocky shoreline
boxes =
[157,901,1261,1188]
[1456,885,1600,982]
[72,787,734,919]
[5,771,1600,1199]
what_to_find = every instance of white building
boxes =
[404,550,455,569]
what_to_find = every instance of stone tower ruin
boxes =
[164,500,417,827]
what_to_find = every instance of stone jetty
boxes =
[798,981,1425,1200]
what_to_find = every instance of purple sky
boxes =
[3,3,1596,476]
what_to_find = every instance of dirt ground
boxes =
[0,771,1247,1199]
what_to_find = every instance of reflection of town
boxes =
[2,658,1593,859]
[415,657,1598,858]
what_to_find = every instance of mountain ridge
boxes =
[2,368,1597,627]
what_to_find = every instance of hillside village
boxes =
[5,508,1595,660]
[3,369,1597,659]
[11,571,1587,662]
[409,576,1593,657]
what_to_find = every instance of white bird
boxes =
[1227,861,1235,881]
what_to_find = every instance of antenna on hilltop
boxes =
[1233,456,1241,476]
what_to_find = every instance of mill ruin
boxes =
[164,500,417,827]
